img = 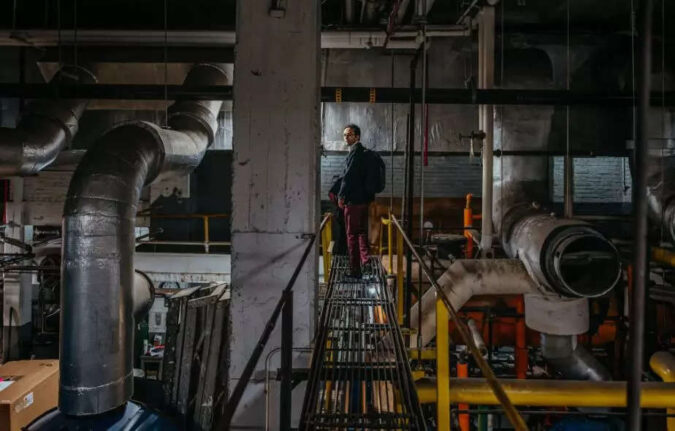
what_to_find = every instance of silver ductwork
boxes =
[0,66,96,176]
[60,63,226,416]
[494,49,621,298]
[132,270,155,319]
[411,259,540,346]
[540,334,611,381]
[644,139,675,243]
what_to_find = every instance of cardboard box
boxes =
[0,360,58,431]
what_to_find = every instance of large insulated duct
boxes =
[410,259,540,347]
[60,64,226,416]
[645,140,675,243]
[0,66,96,176]
[494,49,621,298]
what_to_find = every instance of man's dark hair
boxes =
[344,124,361,137]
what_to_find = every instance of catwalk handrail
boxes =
[218,214,331,429]
[389,215,529,431]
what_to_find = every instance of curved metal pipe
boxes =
[410,259,539,346]
[132,270,155,319]
[540,333,611,381]
[507,214,622,297]
[60,63,226,416]
[644,140,675,243]
[494,49,621,297]
[0,66,96,176]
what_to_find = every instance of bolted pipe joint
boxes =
[0,65,96,177]
[509,214,621,298]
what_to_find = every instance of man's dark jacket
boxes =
[333,142,374,205]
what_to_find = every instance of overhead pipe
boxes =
[0,65,95,176]
[0,29,469,49]
[59,63,226,416]
[494,49,621,298]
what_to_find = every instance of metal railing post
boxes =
[218,216,328,430]
[436,297,450,431]
[321,213,332,281]
[396,229,404,325]
[280,289,293,431]
[387,214,393,274]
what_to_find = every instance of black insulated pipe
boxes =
[0,66,96,176]
[627,0,653,428]
[60,64,226,416]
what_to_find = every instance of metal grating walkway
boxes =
[299,256,426,430]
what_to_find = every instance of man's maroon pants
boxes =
[343,204,369,274]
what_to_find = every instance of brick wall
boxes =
[552,157,632,203]
[322,153,633,203]
[321,153,483,199]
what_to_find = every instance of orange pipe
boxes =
[457,361,470,431]
[463,194,474,258]
[515,296,528,379]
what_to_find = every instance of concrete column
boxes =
[230,1,320,429]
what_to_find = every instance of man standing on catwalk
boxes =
[333,124,374,278]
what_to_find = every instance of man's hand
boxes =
[329,192,337,203]
[338,198,345,209]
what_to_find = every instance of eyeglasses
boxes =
[343,133,355,137]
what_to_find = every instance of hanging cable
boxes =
[73,0,78,66]
[563,0,573,218]
[390,51,395,213]
[163,0,169,127]
[57,0,62,68]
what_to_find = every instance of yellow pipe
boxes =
[653,247,675,267]
[436,298,450,431]
[408,348,436,360]
[416,378,675,408]
[321,213,332,280]
[650,351,675,430]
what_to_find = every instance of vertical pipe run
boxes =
[418,30,427,353]
[479,7,495,256]
[627,0,653,429]
[404,53,418,329]
[280,290,293,431]
[436,298,450,431]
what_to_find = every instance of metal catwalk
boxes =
[300,256,426,430]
